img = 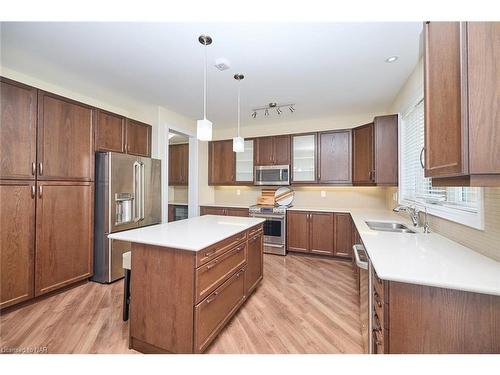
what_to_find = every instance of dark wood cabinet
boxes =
[352,123,374,185]
[246,228,263,295]
[0,181,35,309]
[0,78,37,180]
[125,119,151,157]
[255,135,290,166]
[333,213,353,258]
[200,206,249,217]
[353,115,398,186]
[169,143,188,186]
[35,181,93,296]
[318,130,352,184]
[37,91,94,181]
[424,22,500,186]
[95,109,126,153]
[287,210,351,259]
[286,210,310,253]
[310,212,334,255]
[208,140,235,185]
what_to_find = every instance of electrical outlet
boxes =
[321,190,326,198]
[236,189,241,196]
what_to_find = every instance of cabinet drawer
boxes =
[372,270,388,303]
[194,268,246,353]
[248,224,263,238]
[196,231,247,267]
[195,242,246,303]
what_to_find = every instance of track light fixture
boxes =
[251,102,296,119]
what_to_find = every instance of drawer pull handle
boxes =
[374,291,382,307]
[250,234,260,241]
[206,291,219,304]
[235,245,244,252]
[206,260,218,270]
[204,250,215,257]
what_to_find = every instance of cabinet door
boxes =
[126,119,151,157]
[235,139,254,183]
[273,135,291,165]
[246,229,263,295]
[0,181,35,308]
[200,206,227,216]
[287,211,309,253]
[334,213,353,259]
[424,22,467,178]
[208,140,235,185]
[95,109,126,153]
[180,143,189,185]
[255,136,274,165]
[318,130,352,184]
[292,134,317,182]
[0,79,37,180]
[35,182,93,296]
[373,115,398,185]
[310,212,334,255]
[353,124,374,185]
[169,144,188,186]
[226,208,249,217]
[37,91,94,181]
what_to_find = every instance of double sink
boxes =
[365,221,417,234]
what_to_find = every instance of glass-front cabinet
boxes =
[235,139,254,183]
[292,134,316,182]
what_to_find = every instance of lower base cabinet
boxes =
[372,270,500,354]
[286,210,352,259]
[35,182,93,296]
[0,180,94,309]
[0,181,35,309]
[129,224,263,353]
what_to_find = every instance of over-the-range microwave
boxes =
[254,165,290,186]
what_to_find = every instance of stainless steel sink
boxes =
[365,221,417,234]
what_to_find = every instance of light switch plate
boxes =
[321,190,326,198]
[236,189,241,196]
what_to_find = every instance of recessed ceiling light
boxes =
[385,56,399,63]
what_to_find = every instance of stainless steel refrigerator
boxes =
[92,152,161,283]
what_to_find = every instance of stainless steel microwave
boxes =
[254,165,290,185]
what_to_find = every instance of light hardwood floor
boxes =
[0,254,363,354]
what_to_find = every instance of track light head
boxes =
[264,109,269,116]
[289,106,295,113]
[252,111,257,119]
[277,108,282,115]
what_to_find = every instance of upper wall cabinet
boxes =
[125,119,152,157]
[318,130,352,184]
[352,115,398,186]
[235,139,254,183]
[0,78,37,180]
[95,109,126,153]
[424,21,500,186]
[292,133,316,183]
[169,143,189,186]
[255,135,290,166]
[37,91,94,181]
[208,140,235,185]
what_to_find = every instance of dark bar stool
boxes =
[122,251,131,321]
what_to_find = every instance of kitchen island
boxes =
[108,215,265,353]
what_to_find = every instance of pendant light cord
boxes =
[203,45,207,120]
[237,82,241,137]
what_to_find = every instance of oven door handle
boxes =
[250,213,285,219]
[264,243,285,248]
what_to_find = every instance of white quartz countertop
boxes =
[348,209,500,296]
[108,215,265,252]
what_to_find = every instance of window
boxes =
[399,98,484,229]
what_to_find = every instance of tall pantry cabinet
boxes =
[0,78,94,309]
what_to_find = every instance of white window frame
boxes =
[397,96,485,230]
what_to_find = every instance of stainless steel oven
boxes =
[249,206,287,255]
[254,165,290,186]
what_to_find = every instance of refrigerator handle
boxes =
[133,161,141,222]
[141,162,145,220]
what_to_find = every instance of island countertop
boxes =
[108,215,265,252]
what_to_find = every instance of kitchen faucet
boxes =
[393,205,419,227]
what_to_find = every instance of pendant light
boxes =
[233,73,245,153]
[197,35,213,141]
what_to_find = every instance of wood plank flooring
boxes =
[0,254,363,354]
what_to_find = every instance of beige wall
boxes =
[387,58,500,262]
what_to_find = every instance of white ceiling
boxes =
[1,22,422,127]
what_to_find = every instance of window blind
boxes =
[400,99,481,214]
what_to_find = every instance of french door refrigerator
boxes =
[92,152,161,283]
